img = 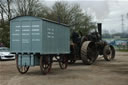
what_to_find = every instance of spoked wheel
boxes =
[59,55,68,69]
[103,45,115,61]
[16,56,29,74]
[40,56,52,75]
[81,41,98,65]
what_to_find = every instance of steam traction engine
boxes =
[69,23,115,65]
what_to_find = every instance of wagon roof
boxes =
[10,16,69,27]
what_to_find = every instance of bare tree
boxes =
[0,5,5,25]
[0,0,6,24]
[14,0,44,16]
[0,0,13,21]
[7,0,12,20]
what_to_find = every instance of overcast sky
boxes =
[42,0,128,34]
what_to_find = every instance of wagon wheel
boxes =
[59,55,68,69]
[103,45,115,61]
[81,41,98,65]
[40,56,52,75]
[16,56,29,74]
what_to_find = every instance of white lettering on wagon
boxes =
[47,35,51,38]
[32,39,40,41]
[32,29,40,31]
[12,39,20,42]
[47,35,54,38]
[48,32,51,34]
[47,28,55,38]
[22,29,30,31]
[47,28,54,31]
[16,26,20,28]
[22,33,30,36]
[16,25,39,28]
[48,32,54,35]
[15,29,20,32]
[32,33,40,35]
[32,25,39,27]
[12,34,19,36]
[22,25,30,28]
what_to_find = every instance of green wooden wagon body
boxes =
[10,16,70,74]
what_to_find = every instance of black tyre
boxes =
[81,41,98,65]
[103,45,115,61]
[16,56,29,74]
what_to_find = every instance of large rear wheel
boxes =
[103,45,115,61]
[81,41,98,65]
[40,56,52,75]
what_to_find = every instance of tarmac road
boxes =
[0,52,128,85]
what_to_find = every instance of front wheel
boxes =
[103,45,115,61]
[16,56,29,74]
